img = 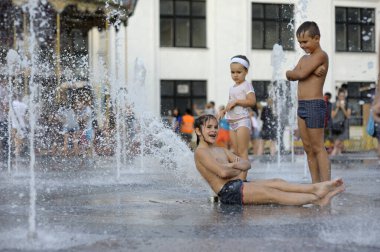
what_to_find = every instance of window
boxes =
[335,7,375,52]
[160,0,206,48]
[0,3,14,65]
[346,82,376,126]
[160,80,207,115]
[252,80,270,102]
[251,3,294,50]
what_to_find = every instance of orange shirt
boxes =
[181,114,194,134]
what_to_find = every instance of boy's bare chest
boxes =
[210,148,228,163]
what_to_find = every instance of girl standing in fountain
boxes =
[217,55,256,181]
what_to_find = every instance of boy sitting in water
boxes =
[193,114,344,206]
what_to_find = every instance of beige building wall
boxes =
[125,0,380,119]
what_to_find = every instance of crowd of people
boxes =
[167,83,357,160]
[0,79,125,162]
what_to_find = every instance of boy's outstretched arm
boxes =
[286,53,328,81]
[195,149,242,179]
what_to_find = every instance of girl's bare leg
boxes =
[236,127,250,160]
[236,127,250,181]
[229,130,238,155]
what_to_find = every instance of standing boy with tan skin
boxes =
[194,114,345,206]
[286,21,330,183]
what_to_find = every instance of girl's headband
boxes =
[230,57,249,69]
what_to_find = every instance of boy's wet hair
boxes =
[296,21,320,38]
[194,114,217,145]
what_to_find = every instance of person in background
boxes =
[373,39,380,157]
[171,107,182,134]
[194,101,216,116]
[215,105,230,149]
[76,90,95,158]
[11,93,28,157]
[204,101,216,115]
[330,89,352,156]
[260,98,277,156]
[324,92,333,152]
[180,108,195,147]
[249,106,263,156]
[372,71,380,122]
[58,92,80,156]
[0,79,9,160]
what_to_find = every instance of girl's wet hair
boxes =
[194,114,217,145]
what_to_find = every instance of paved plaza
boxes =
[0,153,379,252]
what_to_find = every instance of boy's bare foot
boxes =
[314,178,344,198]
[315,185,345,207]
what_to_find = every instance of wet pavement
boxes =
[0,153,379,252]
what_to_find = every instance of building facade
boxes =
[126,0,380,140]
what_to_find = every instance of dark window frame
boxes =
[251,3,295,50]
[335,7,375,52]
[160,0,206,48]
[252,80,271,102]
[160,80,207,116]
[345,81,376,126]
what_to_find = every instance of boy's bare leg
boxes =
[315,186,345,207]
[307,128,331,182]
[243,180,344,205]
[254,178,343,198]
[298,118,320,183]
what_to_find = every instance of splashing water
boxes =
[270,44,297,166]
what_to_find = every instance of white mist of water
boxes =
[270,44,298,166]
[23,0,40,239]
[6,50,21,174]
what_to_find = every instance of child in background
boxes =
[180,108,195,147]
[218,55,256,181]
[215,105,230,149]
[171,107,182,134]
[249,107,263,156]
